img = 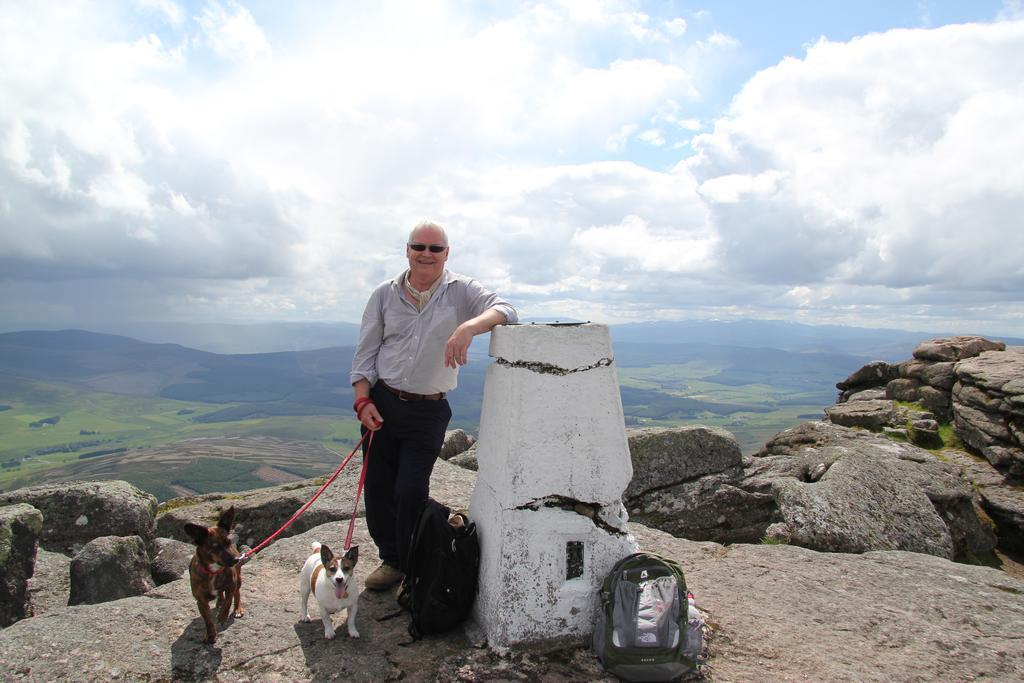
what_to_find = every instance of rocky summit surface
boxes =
[1,459,1023,682]
[3,336,1024,681]
[1,518,1022,682]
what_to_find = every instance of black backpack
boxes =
[396,498,480,640]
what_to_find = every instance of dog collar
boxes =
[194,560,225,577]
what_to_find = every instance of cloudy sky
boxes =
[2,1,1023,336]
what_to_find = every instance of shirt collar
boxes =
[400,269,451,310]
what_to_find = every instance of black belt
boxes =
[378,381,445,401]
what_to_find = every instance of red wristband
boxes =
[353,397,373,417]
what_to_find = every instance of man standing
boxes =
[350,220,517,591]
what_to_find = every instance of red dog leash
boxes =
[343,434,371,552]
[239,431,373,563]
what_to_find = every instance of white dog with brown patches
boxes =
[298,542,360,640]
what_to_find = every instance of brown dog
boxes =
[184,506,244,644]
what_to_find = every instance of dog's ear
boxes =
[217,506,236,532]
[320,543,335,566]
[184,522,208,546]
[345,545,359,564]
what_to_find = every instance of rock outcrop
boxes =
[1,513,1022,682]
[25,548,69,617]
[835,360,900,402]
[621,421,996,560]
[834,336,1022,476]
[624,426,768,544]
[448,444,478,471]
[2,441,1023,680]
[0,504,43,626]
[943,448,1024,555]
[953,346,1024,477]
[150,538,193,585]
[828,336,1024,555]
[0,481,157,554]
[439,428,475,460]
[3,336,1024,680]
[754,422,996,558]
[68,535,154,606]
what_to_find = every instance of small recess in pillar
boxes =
[566,541,584,580]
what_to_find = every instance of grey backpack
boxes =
[593,552,703,681]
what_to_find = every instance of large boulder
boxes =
[899,359,957,391]
[628,470,776,544]
[26,548,71,618]
[824,399,899,431]
[847,387,887,402]
[624,426,756,542]
[0,481,157,554]
[439,429,476,460]
[942,449,1024,555]
[448,443,479,472]
[774,452,946,557]
[150,538,193,585]
[623,420,996,558]
[0,504,43,627]
[625,425,742,500]
[754,421,996,559]
[835,360,900,401]
[884,378,951,417]
[68,535,154,606]
[952,347,1024,477]
[914,336,1006,362]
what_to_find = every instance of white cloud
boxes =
[572,214,713,273]
[1,2,1023,336]
[665,18,687,38]
[637,129,666,147]
[703,31,739,49]
[195,0,271,61]
[605,124,639,152]
[88,169,154,218]
[138,0,185,26]
[697,170,785,203]
[689,20,1024,301]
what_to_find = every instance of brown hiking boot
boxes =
[365,562,404,591]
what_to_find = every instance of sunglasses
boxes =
[408,243,448,253]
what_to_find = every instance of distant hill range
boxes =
[4,321,1023,496]
[7,318,1014,357]
[2,321,1020,449]
[2,322,1021,423]
[0,329,354,423]
[89,321,363,354]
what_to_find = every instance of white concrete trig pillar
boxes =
[469,323,637,649]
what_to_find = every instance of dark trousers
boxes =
[361,382,451,571]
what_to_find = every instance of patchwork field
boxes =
[0,376,364,500]
[7,435,355,502]
[0,328,867,499]
[0,363,832,499]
